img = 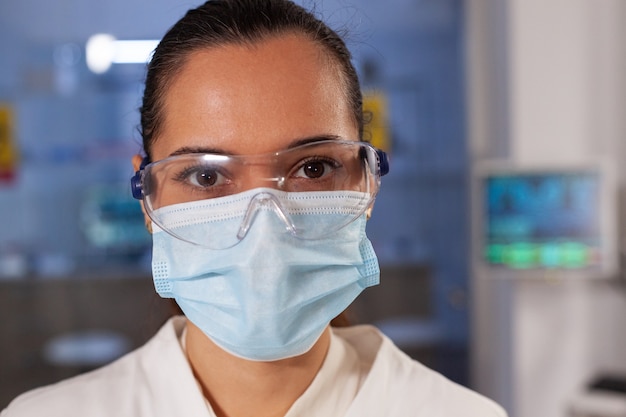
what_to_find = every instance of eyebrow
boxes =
[167,134,344,157]
[169,146,226,157]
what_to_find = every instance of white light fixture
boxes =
[86,34,159,74]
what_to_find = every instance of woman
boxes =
[2,1,507,416]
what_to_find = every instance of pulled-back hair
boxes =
[140,0,363,157]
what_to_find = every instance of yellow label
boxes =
[362,91,390,152]
[0,105,18,179]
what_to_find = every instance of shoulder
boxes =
[2,360,136,417]
[1,317,203,417]
[333,325,508,417]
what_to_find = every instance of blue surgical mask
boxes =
[150,189,380,361]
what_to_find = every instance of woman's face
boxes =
[149,34,358,163]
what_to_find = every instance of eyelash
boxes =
[293,156,342,174]
[174,164,228,185]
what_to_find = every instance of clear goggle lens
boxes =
[131,140,389,248]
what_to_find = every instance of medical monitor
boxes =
[475,161,617,278]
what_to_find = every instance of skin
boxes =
[132,34,359,417]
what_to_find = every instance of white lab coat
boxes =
[2,317,507,416]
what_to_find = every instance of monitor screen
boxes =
[480,166,615,274]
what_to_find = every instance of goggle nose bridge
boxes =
[236,191,297,240]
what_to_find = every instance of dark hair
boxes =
[140,0,363,158]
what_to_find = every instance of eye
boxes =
[300,161,326,178]
[190,167,219,187]
[293,158,340,180]
[177,164,227,188]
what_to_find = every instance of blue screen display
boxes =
[483,171,602,269]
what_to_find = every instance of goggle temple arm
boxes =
[376,149,390,176]
[131,156,151,200]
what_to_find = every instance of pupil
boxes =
[304,162,324,178]
[196,170,217,186]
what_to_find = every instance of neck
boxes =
[185,320,331,417]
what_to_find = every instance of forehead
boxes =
[153,34,357,160]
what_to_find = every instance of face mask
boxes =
[151,189,380,361]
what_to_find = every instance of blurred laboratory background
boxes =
[1,0,626,416]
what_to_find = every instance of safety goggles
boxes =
[131,140,389,247]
